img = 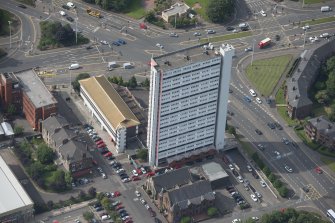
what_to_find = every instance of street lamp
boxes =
[8,21,12,49]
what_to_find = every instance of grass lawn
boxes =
[246,55,293,97]
[184,0,209,20]
[125,0,147,19]
[304,0,327,4]
[276,86,286,104]
[200,31,252,44]
[302,16,335,26]
[321,157,335,172]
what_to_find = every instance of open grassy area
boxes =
[276,86,286,104]
[200,31,252,44]
[304,0,327,4]
[184,0,209,20]
[321,157,335,172]
[125,0,147,19]
[302,16,335,26]
[246,55,293,97]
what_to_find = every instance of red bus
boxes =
[258,38,271,48]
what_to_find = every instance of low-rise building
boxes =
[305,116,335,150]
[0,155,34,223]
[0,69,57,130]
[41,115,93,178]
[79,76,140,153]
[161,2,190,23]
[146,166,216,222]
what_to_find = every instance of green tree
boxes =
[46,200,54,209]
[72,73,90,92]
[128,76,137,88]
[278,186,289,198]
[263,166,271,176]
[180,216,191,223]
[14,126,24,135]
[207,207,218,217]
[315,90,330,104]
[273,179,283,188]
[27,162,45,180]
[144,11,156,23]
[88,186,97,198]
[326,56,335,72]
[117,76,124,86]
[64,171,73,186]
[83,211,94,221]
[326,71,335,96]
[268,173,276,183]
[136,149,148,161]
[36,144,54,164]
[6,104,16,115]
[227,125,236,134]
[141,78,150,89]
[49,170,67,191]
[207,0,234,23]
[96,192,106,201]
[101,197,112,211]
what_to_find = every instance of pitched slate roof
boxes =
[152,167,193,192]
[43,115,69,134]
[308,116,335,139]
[59,140,91,162]
[168,180,214,211]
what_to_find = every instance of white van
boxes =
[67,2,75,8]
[69,63,80,70]
[101,215,110,221]
[123,62,132,69]
[321,6,331,12]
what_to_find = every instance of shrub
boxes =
[263,166,271,177]
[268,173,277,183]
[273,179,283,188]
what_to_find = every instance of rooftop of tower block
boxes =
[152,43,222,69]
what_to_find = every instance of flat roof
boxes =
[15,69,57,108]
[152,43,221,70]
[202,162,229,182]
[162,3,190,17]
[0,155,33,215]
[79,76,140,129]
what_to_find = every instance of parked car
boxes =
[97,143,106,148]
[251,194,258,202]
[132,176,141,181]
[132,169,139,176]
[156,43,164,49]
[207,30,216,34]
[256,97,262,104]
[260,10,267,17]
[117,38,126,44]
[18,4,27,8]
[267,122,275,129]
[112,191,121,197]
[112,41,121,46]
[247,165,253,172]
[255,192,262,198]
[260,181,267,187]
[274,122,283,130]
[135,190,141,197]
[169,32,178,37]
[255,129,262,135]
[285,165,293,173]
[193,32,201,36]
[66,16,74,22]
[226,26,235,31]
[237,176,244,183]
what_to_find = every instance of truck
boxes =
[86,8,102,18]
[321,6,332,12]
[258,38,271,48]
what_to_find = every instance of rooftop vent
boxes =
[295,95,299,100]
[185,55,190,61]
[293,86,296,91]
[164,61,171,66]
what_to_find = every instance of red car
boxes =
[97,143,106,148]
[136,168,143,175]
[315,167,323,174]
[104,152,113,157]
[112,191,121,197]
[116,205,123,210]
[132,176,141,181]
[146,172,155,177]
[95,140,104,145]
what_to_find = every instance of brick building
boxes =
[0,70,57,130]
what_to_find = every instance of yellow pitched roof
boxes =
[79,76,140,129]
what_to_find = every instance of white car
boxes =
[116,168,125,174]
[255,191,262,198]
[193,32,201,36]
[245,47,252,52]
[252,216,260,221]
[207,29,216,34]
[135,190,141,197]
[132,169,139,176]
[309,36,319,42]
[67,2,75,8]
[247,165,253,172]
[100,40,108,45]
[260,181,267,187]
[140,167,147,174]
[249,89,257,97]
[229,164,235,170]
[232,219,241,223]
[302,25,310,30]
[256,97,262,104]
[59,11,66,16]
[140,198,146,205]
[121,178,130,183]
[237,176,244,183]
[251,194,258,202]
[169,32,178,37]
[320,33,330,38]
[274,151,281,156]
[101,173,107,179]
[145,204,150,210]
[121,216,130,221]
[285,165,293,173]
[260,10,267,17]
[156,43,164,49]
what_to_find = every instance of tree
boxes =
[28,162,45,180]
[64,171,73,187]
[227,125,236,134]
[144,11,156,23]
[78,190,87,200]
[278,186,289,198]
[88,187,97,198]
[268,173,276,183]
[49,170,67,191]
[315,90,330,104]
[326,71,335,96]
[6,104,16,115]
[141,78,150,89]
[207,0,234,23]
[101,197,112,211]
[128,76,137,88]
[72,73,90,92]
[117,76,124,86]
[263,166,271,176]
[207,207,218,217]
[36,144,54,164]
[136,149,148,161]
[96,192,105,201]
[83,211,94,221]
[14,126,24,135]
[180,216,191,223]
[46,200,54,209]
[273,179,283,188]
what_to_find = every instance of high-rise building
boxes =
[147,44,235,166]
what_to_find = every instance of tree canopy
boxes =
[36,144,54,164]
[207,0,235,23]
[72,73,90,92]
[136,149,148,162]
